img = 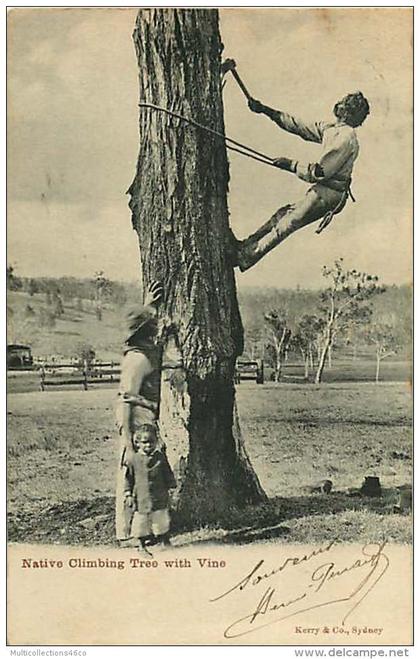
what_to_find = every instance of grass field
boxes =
[7,381,412,547]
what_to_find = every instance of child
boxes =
[115,281,162,543]
[123,423,176,553]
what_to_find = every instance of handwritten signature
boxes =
[210,540,389,639]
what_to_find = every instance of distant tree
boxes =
[58,277,76,301]
[372,284,412,351]
[52,291,64,316]
[344,316,373,362]
[6,265,14,289]
[27,279,38,296]
[7,265,22,291]
[289,333,307,377]
[46,290,52,306]
[94,271,113,321]
[244,323,264,360]
[264,309,291,382]
[315,259,384,384]
[368,323,400,383]
[75,342,96,366]
[291,314,323,379]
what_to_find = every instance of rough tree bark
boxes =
[128,8,266,527]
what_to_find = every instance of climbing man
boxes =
[233,90,370,271]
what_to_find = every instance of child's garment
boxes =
[124,449,176,539]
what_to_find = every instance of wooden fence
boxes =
[39,361,120,391]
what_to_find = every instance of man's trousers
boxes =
[236,187,346,272]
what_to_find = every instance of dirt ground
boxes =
[7,382,412,546]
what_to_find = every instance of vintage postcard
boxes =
[6,6,413,648]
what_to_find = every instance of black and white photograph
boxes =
[6,6,413,647]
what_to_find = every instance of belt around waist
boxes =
[318,178,351,193]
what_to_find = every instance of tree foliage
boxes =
[290,314,323,378]
[75,342,96,366]
[368,322,400,383]
[314,258,385,384]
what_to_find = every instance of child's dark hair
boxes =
[334,91,370,127]
[138,423,157,437]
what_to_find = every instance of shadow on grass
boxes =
[7,486,408,547]
[285,417,410,428]
[173,487,405,547]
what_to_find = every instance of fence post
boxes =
[83,359,88,391]
[256,359,264,385]
[40,365,45,391]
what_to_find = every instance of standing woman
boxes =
[115,281,163,542]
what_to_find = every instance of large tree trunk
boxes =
[128,8,266,527]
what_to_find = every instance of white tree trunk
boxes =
[315,326,333,384]
[375,353,381,383]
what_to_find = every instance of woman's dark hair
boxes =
[333,91,370,127]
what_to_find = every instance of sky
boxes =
[7,7,412,289]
